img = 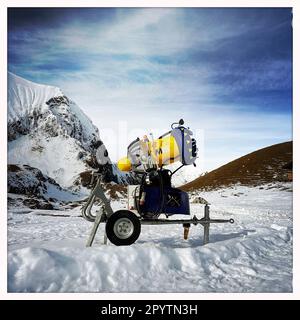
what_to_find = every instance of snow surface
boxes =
[8,134,88,188]
[8,184,292,293]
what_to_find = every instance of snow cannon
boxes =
[116,119,198,222]
[82,119,234,247]
[117,119,197,173]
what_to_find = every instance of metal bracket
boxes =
[82,177,113,247]
[82,177,114,222]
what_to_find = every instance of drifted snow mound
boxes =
[8,224,292,293]
[7,72,125,188]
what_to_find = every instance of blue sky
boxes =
[8,8,292,171]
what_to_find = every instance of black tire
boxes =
[106,210,141,246]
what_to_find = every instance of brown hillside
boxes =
[181,141,292,191]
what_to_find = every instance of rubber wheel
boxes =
[106,210,141,246]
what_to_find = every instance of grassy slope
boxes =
[181,141,292,191]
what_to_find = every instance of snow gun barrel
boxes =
[117,119,198,172]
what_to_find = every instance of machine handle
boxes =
[171,118,185,129]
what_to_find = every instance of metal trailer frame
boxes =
[82,178,234,247]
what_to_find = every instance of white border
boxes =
[1,0,299,300]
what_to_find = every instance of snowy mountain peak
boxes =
[8,72,61,122]
[8,72,99,153]
[7,72,121,188]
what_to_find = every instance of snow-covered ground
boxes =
[8,184,292,293]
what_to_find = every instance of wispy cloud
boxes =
[8,8,292,171]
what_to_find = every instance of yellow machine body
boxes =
[117,124,197,172]
[117,133,180,172]
[152,134,180,166]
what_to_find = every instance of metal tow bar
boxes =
[140,205,234,245]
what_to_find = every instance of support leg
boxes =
[203,224,210,245]
[86,209,105,247]
[203,204,210,245]
[103,230,108,245]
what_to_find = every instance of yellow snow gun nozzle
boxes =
[117,157,132,172]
